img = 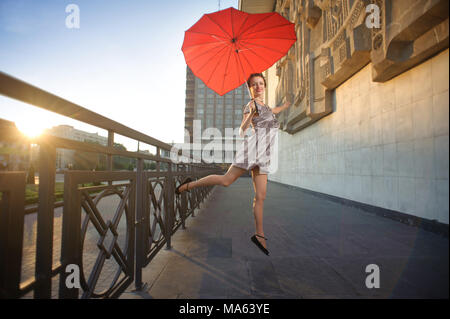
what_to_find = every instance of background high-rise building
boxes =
[184,67,250,169]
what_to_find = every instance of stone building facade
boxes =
[240,0,449,225]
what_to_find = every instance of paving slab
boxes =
[121,177,448,299]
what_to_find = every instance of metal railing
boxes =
[0,71,222,298]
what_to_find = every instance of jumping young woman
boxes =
[175,73,291,255]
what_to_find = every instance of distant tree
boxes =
[113,143,127,151]
[26,164,35,184]
[111,143,135,170]
[73,150,97,170]
[73,139,109,170]
[96,154,107,171]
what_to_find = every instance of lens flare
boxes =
[15,120,46,138]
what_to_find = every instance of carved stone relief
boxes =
[371,0,449,81]
[271,0,448,134]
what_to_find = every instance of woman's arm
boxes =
[271,100,292,115]
[239,102,256,137]
[240,111,254,131]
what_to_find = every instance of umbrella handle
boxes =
[245,81,259,116]
[245,80,253,99]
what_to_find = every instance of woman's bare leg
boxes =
[178,165,247,192]
[251,166,268,249]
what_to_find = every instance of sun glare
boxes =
[15,120,46,138]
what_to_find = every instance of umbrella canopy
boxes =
[181,7,296,96]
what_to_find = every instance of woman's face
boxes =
[249,76,265,99]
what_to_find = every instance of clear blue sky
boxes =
[0,0,238,150]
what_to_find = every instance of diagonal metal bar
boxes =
[111,185,131,230]
[82,250,107,299]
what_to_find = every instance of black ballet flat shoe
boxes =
[175,177,192,195]
[251,234,269,256]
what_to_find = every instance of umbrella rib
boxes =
[200,44,231,83]
[237,14,274,39]
[185,42,228,64]
[230,8,235,38]
[220,45,234,93]
[183,40,227,51]
[185,30,228,40]
[235,50,247,86]
[235,14,250,38]
[239,39,290,55]
[238,42,273,69]
[238,46,258,75]
[205,14,232,39]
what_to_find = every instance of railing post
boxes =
[59,171,81,299]
[181,165,187,230]
[135,158,144,291]
[107,130,114,170]
[107,130,114,186]
[156,147,160,172]
[35,144,56,299]
[165,163,173,249]
[0,172,26,299]
[192,164,197,217]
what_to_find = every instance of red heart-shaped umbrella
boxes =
[181,7,297,96]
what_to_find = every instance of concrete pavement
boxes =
[120,176,449,299]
